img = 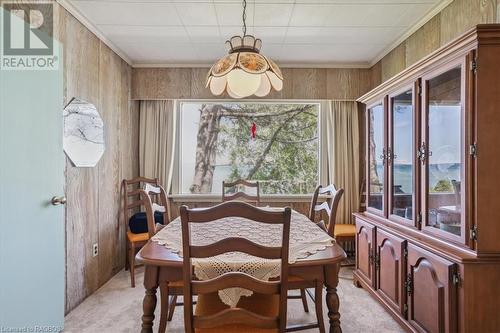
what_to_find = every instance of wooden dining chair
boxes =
[121,177,168,288]
[309,185,346,238]
[139,186,183,333]
[180,201,291,333]
[222,179,260,205]
[285,185,348,332]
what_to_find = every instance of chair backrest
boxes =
[180,201,291,333]
[139,183,169,237]
[309,184,344,236]
[222,179,260,205]
[121,177,169,234]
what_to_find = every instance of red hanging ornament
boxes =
[250,122,257,139]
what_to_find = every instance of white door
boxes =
[0,7,65,331]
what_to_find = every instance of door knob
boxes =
[51,196,67,206]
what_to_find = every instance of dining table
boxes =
[136,209,347,333]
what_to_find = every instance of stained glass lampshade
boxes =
[206,35,283,98]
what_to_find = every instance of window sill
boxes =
[168,194,314,203]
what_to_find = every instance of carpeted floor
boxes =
[64,267,403,333]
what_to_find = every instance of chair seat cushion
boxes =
[128,211,164,234]
[334,224,356,237]
[127,231,149,243]
[194,292,279,333]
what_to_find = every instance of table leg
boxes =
[325,263,342,333]
[141,265,159,333]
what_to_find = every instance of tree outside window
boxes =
[179,102,320,195]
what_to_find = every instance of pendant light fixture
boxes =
[206,0,283,98]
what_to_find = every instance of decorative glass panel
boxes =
[368,104,384,211]
[427,67,462,236]
[392,90,414,220]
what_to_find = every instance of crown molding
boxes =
[132,62,372,69]
[56,0,133,65]
[368,0,453,67]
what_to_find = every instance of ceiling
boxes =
[63,0,449,67]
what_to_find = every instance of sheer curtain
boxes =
[139,100,177,195]
[324,101,361,225]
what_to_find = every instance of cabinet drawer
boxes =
[355,218,376,287]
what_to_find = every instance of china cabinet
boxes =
[355,25,500,333]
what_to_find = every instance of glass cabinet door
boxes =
[389,88,416,225]
[423,65,464,242]
[367,102,386,214]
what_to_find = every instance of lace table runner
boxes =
[151,210,334,307]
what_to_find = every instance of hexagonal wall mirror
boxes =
[63,98,105,167]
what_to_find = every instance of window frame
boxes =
[171,99,328,201]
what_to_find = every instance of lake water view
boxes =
[377,163,461,194]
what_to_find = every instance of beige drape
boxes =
[139,100,177,194]
[325,101,360,225]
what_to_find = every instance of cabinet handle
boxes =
[386,148,393,165]
[417,142,428,164]
[404,273,413,295]
[380,149,387,165]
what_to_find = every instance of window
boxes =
[177,101,321,195]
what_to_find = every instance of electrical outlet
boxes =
[92,243,98,257]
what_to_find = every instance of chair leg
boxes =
[315,282,325,333]
[300,288,309,313]
[125,241,130,271]
[159,283,169,333]
[129,243,135,288]
[340,240,355,267]
[167,295,177,321]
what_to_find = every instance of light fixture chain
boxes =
[242,0,247,36]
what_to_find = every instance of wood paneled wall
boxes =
[132,67,372,100]
[56,5,139,313]
[372,0,499,84]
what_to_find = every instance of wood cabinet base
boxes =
[354,215,500,333]
[353,271,417,333]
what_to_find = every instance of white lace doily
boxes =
[151,210,334,307]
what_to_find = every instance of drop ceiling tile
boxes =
[284,27,322,44]
[98,25,190,44]
[391,4,432,27]
[324,4,416,27]
[257,44,284,62]
[219,26,248,39]
[253,3,293,26]
[278,43,384,64]
[215,3,255,26]
[328,3,433,28]
[193,43,227,62]
[288,4,333,27]
[71,1,182,26]
[175,2,218,26]
[312,27,403,45]
[253,26,288,44]
[185,26,222,43]
[118,41,200,64]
